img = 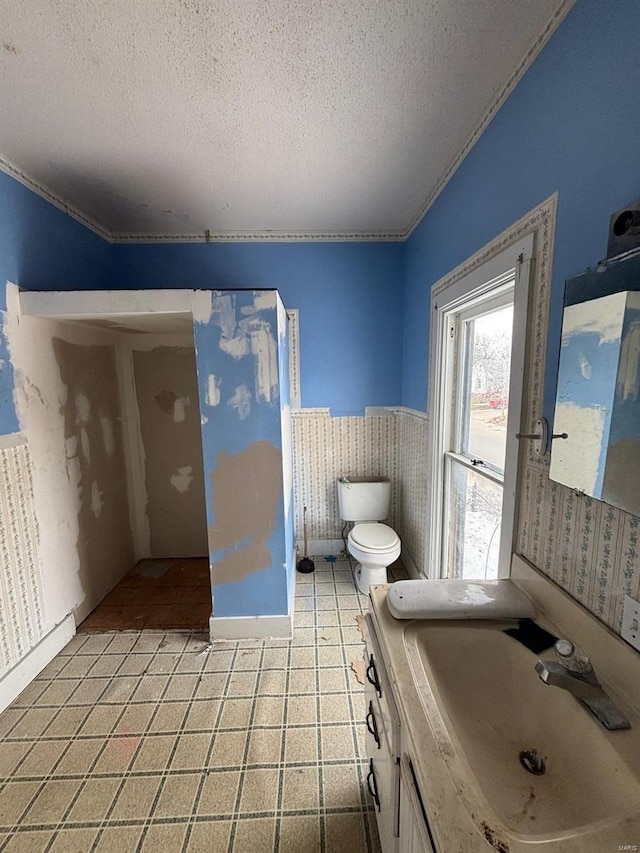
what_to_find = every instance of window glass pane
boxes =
[446,461,502,579]
[460,304,513,471]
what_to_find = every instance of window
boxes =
[445,289,514,578]
[427,237,532,580]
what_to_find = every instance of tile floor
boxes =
[79,559,212,633]
[0,558,408,852]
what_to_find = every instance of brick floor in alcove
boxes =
[78,558,212,632]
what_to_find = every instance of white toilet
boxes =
[337,477,401,595]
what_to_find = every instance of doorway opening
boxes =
[12,292,211,632]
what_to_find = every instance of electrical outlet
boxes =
[621,594,640,652]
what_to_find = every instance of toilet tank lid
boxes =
[351,523,399,550]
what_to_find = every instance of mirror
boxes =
[550,252,640,517]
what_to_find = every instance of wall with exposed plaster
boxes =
[0,170,113,435]
[132,342,208,557]
[5,287,134,628]
[193,290,293,629]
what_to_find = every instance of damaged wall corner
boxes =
[192,289,294,639]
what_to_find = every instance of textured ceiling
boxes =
[0,0,573,240]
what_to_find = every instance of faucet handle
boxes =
[554,638,592,674]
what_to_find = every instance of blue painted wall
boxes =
[401,0,640,417]
[0,171,113,434]
[4,0,639,435]
[0,174,404,430]
[114,241,404,415]
[193,290,290,618]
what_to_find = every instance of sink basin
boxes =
[404,621,640,839]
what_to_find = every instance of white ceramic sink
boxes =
[404,621,640,839]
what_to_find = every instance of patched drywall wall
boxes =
[52,337,133,619]
[208,441,283,584]
[193,289,291,619]
[133,345,207,557]
[5,290,133,627]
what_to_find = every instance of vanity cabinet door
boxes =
[398,754,436,853]
[365,728,398,853]
[364,615,400,853]
[364,615,401,751]
[365,674,399,853]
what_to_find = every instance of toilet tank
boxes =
[337,477,391,521]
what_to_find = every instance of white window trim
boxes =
[426,233,533,579]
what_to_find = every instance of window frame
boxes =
[426,235,533,580]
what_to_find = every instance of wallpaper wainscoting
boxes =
[291,407,429,571]
[395,408,429,572]
[292,409,398,543]
[517,461,640,636]
[0,442,44,677]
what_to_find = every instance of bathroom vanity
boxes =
[364,556,640,852]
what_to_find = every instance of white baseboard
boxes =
[209,612,293,641]
[289,544,296,614]
[0,614,75,714]
[401,547,423,580]
[296,538,345,558]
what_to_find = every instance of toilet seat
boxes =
[350,523,399,552]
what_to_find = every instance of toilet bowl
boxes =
[347,522,401,595]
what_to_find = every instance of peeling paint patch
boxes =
[171,466,194,493]
[204,295,279,406]
[206,375,221,407]
[13,372,48,410]
[91,481,104,517]
[173,396,190,422]
[79,427,90,463]
[100,416,114,456]
[219,334,250,359]
[76,394,91,423]
[201,414,209,425]
[247,319,278,403]
[212,294,237,339]
[209,441,282,585]
[66,455,81,488]
[240,292,276,315]
[228,384,252,420]
[211,293,250,359]
[191,290,213,324]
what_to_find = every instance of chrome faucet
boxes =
[535,639,631,730]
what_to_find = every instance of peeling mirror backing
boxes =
[550,253,640,518]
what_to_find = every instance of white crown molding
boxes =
[109,230,405,243]
[0,1,574,247]
[402,0,575,238]
[0,154,112,241]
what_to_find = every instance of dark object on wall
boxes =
[297,506,315,573]
[608,197,640,259]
